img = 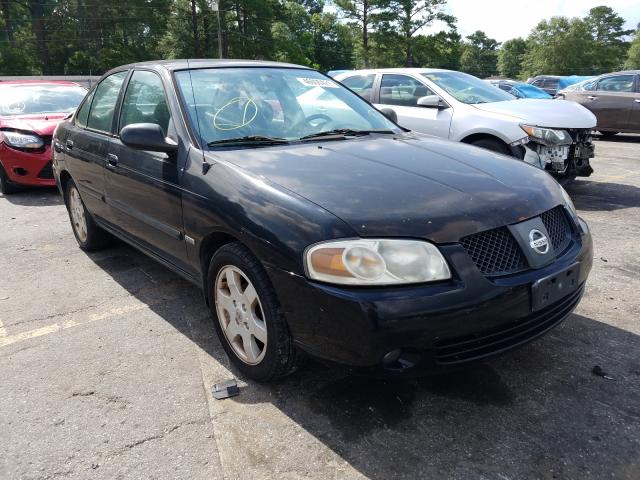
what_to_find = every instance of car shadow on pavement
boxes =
[566,180,640,211]
[86,244,640,480]
[0,187,62,207]
[594,134,640,143]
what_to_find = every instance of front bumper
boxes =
[267,220,593,373]
[521,129,594,178]
[0,143,55,187]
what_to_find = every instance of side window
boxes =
[596,75,635,93]
[340,74,375,101]
[87,71,127,133]
[543,79,559,90]
[497,84,511,92]
[532,79,543,87]
[380,74,434,107]
[75,91,94,128]
[119,70,171,135]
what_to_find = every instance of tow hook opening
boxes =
[382,349,421,372]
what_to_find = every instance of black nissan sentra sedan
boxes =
[52,60,593,381]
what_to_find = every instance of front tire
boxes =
[470,138,510,155]
[207,242,302,382]
[65,180,111,251]
[0,163,19,195]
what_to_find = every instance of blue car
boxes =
[489,80,552,99]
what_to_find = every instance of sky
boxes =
[427,0,640,42]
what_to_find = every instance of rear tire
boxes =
[65,180,111,251]
[470,138,510,155]
[207,242,303,382]
[0,163,19,195]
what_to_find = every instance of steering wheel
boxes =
[290,113,332,133]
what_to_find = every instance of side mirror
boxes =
[120,123,178,153]
[416,95,446,109]
[379,107,398,123]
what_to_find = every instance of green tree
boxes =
[459,30,499,78]
[522,17,594,77]
[497,37,526,79]
[584,6,632,73]
[334,0,384,67]
[378,0,452,67]
[625,28,640,69]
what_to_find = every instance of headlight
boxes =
[305,239,451,285]
[559,185,578,219]
[520,125,572,146]
[1,130,44,149]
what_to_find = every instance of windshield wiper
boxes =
[207,135,289,147]
[298,129,395,141]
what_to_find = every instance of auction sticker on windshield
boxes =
[297,77,339,88]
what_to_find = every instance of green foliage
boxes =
[459,30,499,78]
[497,38,526,79]
[584,6,632,72]
[0,0,635,78]
[521,17,594,77]
[625,29,640,69]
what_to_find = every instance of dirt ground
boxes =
[1,134,639,480]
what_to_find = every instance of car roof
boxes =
[595,70,640,76]
[337,68,452,76]
[0,80,82,87]
[104,59,313,75]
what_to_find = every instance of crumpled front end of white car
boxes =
[515,125,594,179]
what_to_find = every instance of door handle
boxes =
[106,153,119,168]
[66,139,74,150]
[587,95,597,100]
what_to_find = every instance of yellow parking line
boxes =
[0,303,147,348]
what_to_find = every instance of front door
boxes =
[374,73,452,139]
[104,70,189,270]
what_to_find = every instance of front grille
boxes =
[38,161,54,179]
[460,227,527,277]
[434,284,584,365]
[540,206,572,254]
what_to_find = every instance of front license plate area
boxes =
[531,262,580,311]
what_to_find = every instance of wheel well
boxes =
[199,231,239,298]
[460,133,508,147]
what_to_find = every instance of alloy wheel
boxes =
[69,187,88,243]
[214,265,268,365]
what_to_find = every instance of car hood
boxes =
[0,113,68,135]
[472,99,596,129]
[213,134,566,243]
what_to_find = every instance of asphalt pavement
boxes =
[1,134,639,479]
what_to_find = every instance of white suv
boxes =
[335,68,597,181]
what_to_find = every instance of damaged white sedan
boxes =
[335,68,597,182]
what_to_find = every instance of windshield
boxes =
[175,68,399,147]
[515,84,552,99]
[0,84,87,116]
[422,71,514,104]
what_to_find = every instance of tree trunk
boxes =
[0,0,15,48]
[29,1,50,74]
[362,0,369,67]
[191,0,200,57]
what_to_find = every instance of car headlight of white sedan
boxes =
[520,125,572,146]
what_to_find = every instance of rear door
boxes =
[64,71,127,220]
[583,74,635,131]
[104,69,189,270]
[374,73,452,138]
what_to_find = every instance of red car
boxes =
[0,80,86,194]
